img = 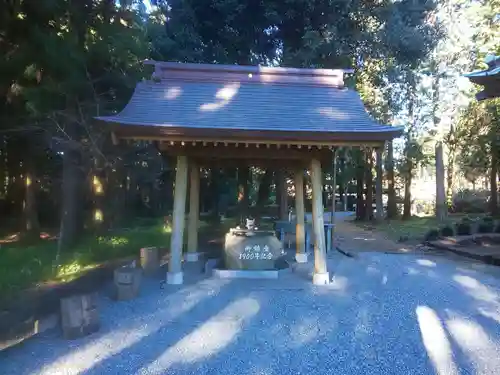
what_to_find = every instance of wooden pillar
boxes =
[310,158,329,285]
[167,155,188,284]
[435,141,447,222]
[294,167,307,263]
[375,146,384,221]
[186,161,200,262]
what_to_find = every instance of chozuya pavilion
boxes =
[97,61,403,286]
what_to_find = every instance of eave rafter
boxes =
[111,132,385,153]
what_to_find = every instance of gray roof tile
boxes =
[97,79,402,136]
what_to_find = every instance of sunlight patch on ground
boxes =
[446,312,500,374]
[97,236,129,247]
[477,307,500,324]
[56,261,98,281]
[453,275,499,303]
[416,259,437,267]
[353,237,376,241]
[289,316,321,347]
[141,296,260,374]
[37,279,230,375]
[382,275,388,284]
[329,275,349,291]
[416,305,458,375]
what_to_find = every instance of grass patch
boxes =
[0,216,269,299]
[0,220,172,298]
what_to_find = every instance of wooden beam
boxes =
[160,143,330,160]
[192,158,309,169]
[121,135,386,148]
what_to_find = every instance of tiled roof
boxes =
[464,56,500,100]
[97,62,403,139]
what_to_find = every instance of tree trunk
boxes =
[446,152,455,209]
[403,161,413,220]
[276,169,288,220]
[110,159,126,229]
[237,165,250,221]
[365,150,374,221]
[92,157,107,232]
[58,144,83,251]
[339,151,345,212]
[355,152,365,220]
[490,137,498,216]
[386,141,397,219]
[23,170,40,239]
[257,169,272,207]
[0,136,5,199]
[211,167,220,221]
[435,142,447,222]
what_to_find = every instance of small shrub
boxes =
[424,229,440,241]
[456,221,472,236]
[440,226,454,237]
[478,217,494,233]
[495,223,500,234]
[451,189,489,214]
[398,235,409,243]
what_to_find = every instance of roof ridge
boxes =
[145,61,351,88]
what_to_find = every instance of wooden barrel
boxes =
[140,247,159,276]
[113,267,141,301]
[60,293,99,339]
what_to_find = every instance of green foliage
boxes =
[0,218,172,297]
[451,189,490,214]
[478,221,494,234]
[456,220,472,236]
[478,216,495,233]
[440,226,454,237]
[424,229,440,241]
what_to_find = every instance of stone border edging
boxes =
[425,236,500,266]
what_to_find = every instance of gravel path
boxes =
[2,251,500,375]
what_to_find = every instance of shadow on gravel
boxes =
[3,253,500,375]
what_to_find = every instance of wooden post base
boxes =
[113,267,142,301]
[313,272,330,285]
[60,293,100,339]
[140,247,160,276]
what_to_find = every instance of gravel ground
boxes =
[2,250,500,375]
